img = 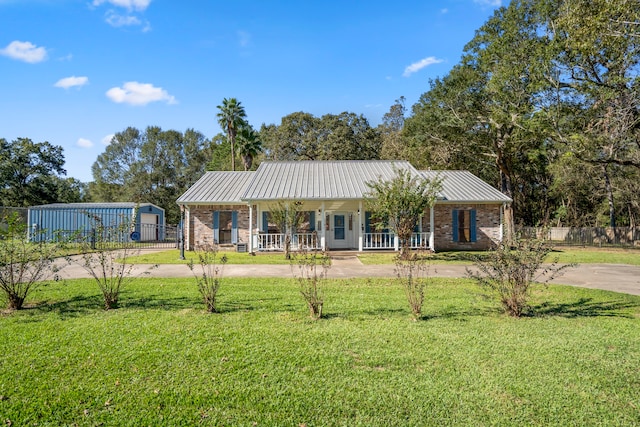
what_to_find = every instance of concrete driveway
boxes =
[54,255,640,296]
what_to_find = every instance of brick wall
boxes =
[433,204,502,251]
[186,204,255,250]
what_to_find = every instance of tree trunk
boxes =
[602,165,616,227]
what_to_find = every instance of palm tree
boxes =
[236,125,263,171]
[216,98,247,171]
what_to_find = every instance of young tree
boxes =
[467,235,573,317]
[0,212,64,310]
[216,98,247,171]
[365,167,441,258]
[290,245,329,320]
[75,218,154,310]
[268,200,304,259]
[188,240,228,313]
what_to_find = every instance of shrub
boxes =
[75,221,154,310]
[291,248,329,320]
[0,213,64,310]
[467,237,574,317]
[188,242,228,313]
[394,250,431,319]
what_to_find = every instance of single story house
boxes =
[176,160,512,252]
[27,202,166,242]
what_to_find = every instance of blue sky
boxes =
[1,0,503,182]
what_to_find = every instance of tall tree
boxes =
[0,138,67,207]
[260,111,381,161]
[90,126,211,223]
[405,0,557,232]
[546,0,640,226]
[379,96,407,160]
[216,98,247,171]
[236,124,263,171]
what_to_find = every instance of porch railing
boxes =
[363,232,395,249]
[255,233,322,251]
[409,232,431,249]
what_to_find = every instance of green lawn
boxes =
[124,249,294,265]
[1,277,639,426]
[358,247,640,266]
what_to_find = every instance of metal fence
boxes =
[32,223,180,250]
[518,227,640,248]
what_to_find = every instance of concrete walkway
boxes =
[54,255,640,296]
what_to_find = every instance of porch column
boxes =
[320,202,326,251]
[429,206,435,251]
[358,201,363,252]
[248,203,253,253]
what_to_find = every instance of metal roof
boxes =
[422,170,512,203]
[241,160,417,200]
[177,163,511,205]
[29,202,158,209]
[177,171,255,204]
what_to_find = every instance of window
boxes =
[214,210,238,244]
[452,209,476,243]
[218,211,233,244]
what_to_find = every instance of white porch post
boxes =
[429,206,435,251]
[248,203,253,253]
[358,201,363,252]
[320,202,326,251]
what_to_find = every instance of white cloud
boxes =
[77,138,94,148]
[0,40,47,63]
[106,12,141,27]
[54,76,89,89]
[237,30,251,47]
[93,0,151,11]
[473,0,502,6]
[106,81,177,106]
[403,56,444,77]
[101,134,115,145]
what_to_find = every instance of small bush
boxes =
[188,242,228,313]
[291,248,329,320]
[0,213,64,310]
[75,221,154,310]
[467,237,574,317]
[394,250,431,319]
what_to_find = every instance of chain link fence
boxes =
[518,227,640,248]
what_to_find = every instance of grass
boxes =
[124,249,294,265]
[358,247,640,266]
[1,277,639,426]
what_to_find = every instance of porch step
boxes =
[329,255,363,266]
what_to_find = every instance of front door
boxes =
[327,212,351,249]
[334,215,345,240]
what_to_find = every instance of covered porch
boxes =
[247,200,434,253]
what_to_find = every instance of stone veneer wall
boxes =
[433,204,503,251]
[186,204,254,250]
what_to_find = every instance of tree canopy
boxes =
[0,138,83,207]
[90,126,211,223]
[260,111,382,161]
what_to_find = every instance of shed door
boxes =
[140,213,158,241]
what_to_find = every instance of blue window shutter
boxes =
[213,211,220,243]
[262,212,268,233]
[231,211,238,244]
[365,212,371,233]
[309,211,315,231]
[470,209,477,242]
[452,210,459,242]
